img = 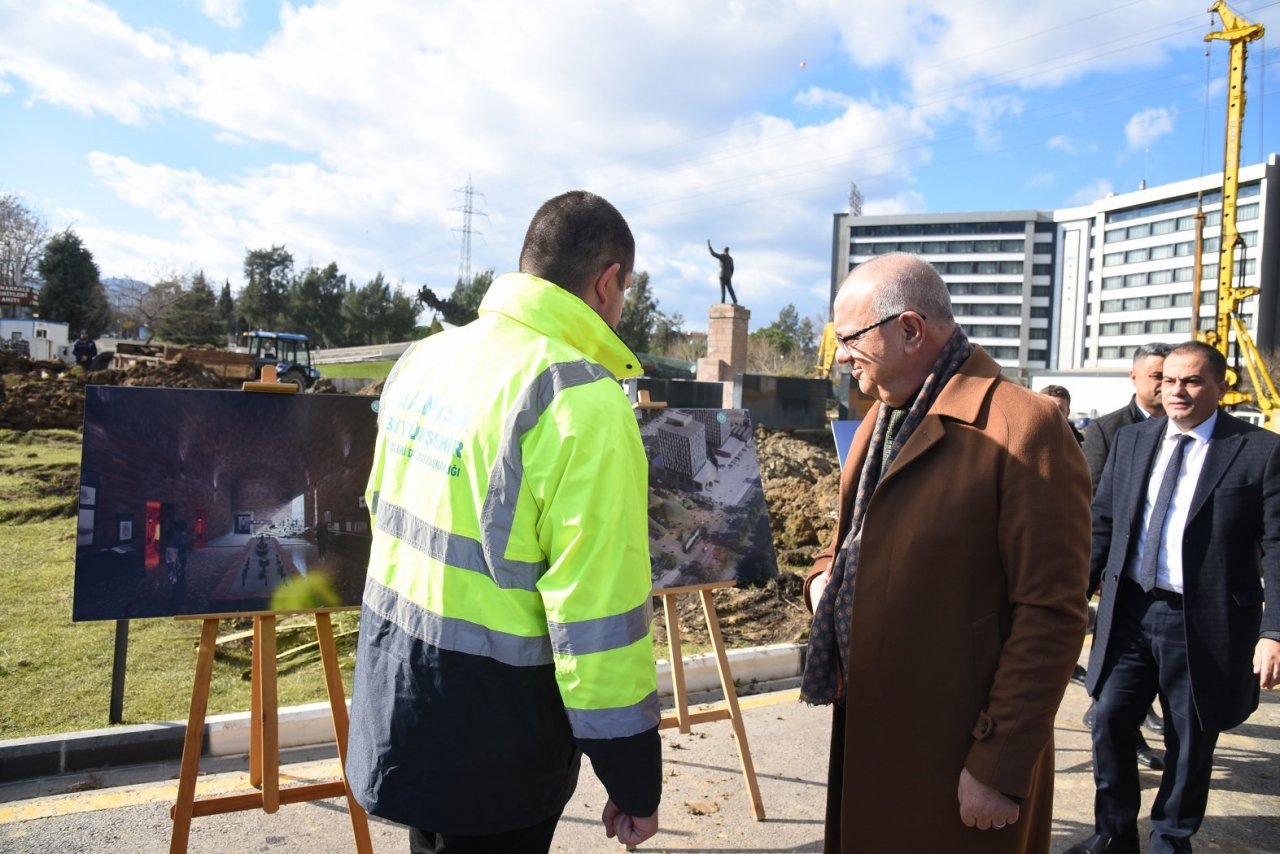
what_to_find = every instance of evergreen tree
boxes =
[616,271,656,353]
[239,245,293,329]
[288,262,347,346]
[36,230,111,336]
[218,280,235,341]
[342,273,392,346]
[156,272,222,345]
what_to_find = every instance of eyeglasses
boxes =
[836,312,925,354]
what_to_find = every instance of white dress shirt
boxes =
[1128,412,1218,593]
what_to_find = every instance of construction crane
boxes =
[1198,2,1280,430]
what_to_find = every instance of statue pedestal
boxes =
[696,303,750,408]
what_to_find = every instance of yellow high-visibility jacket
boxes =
[346,272,660,834]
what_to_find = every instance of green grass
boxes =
[318,360,396,380]
[0,429,81,523]
[0,431,357,739]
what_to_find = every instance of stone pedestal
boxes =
[696,303,750,408]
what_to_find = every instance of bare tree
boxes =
[109,268,191,343]
[0,192,50,290]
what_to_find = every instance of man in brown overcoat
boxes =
[802,253,1091,853]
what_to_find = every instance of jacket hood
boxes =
[479,272,642,380]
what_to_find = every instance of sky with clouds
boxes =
[1,0,1276,332]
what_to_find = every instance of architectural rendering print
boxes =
[73,387,378,620]
[637,408,778,592]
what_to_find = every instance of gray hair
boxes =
[857,253,954,323]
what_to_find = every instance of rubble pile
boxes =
[755,427,840,560]
[0,355,233,431]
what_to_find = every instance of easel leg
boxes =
[258,614,280,814]
[316,612,373,854]
[249,618,263,789]
[699,588,766,820]
[661,594,692,734]
[169,619,219,854]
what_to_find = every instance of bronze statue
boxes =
[707,240,737,304]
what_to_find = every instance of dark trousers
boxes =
[409,809,562,854]
[720,278,737,304]
[1091,579,1220,853]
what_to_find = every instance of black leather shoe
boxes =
[1083,701,1096,730]
[1063,832,1140,854]
[1136,737,1167,768]
[1071,664,1088,686]
[1145,707,1164,735]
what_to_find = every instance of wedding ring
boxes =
[993,822,1006,829]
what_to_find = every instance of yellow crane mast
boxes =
[1200,2,1280,429]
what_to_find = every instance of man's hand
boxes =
[808,569,830,615]
[602,799,658,848]
[1254,638,1280,690]
[958,767,1020,831]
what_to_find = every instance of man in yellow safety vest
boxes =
[347,191,661,852]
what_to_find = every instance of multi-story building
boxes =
[831,211,1058,383]
[831,154,1278,378]
[1055,156,1277,368]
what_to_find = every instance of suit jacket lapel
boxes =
[1124,420,1164,534]
[1188,414,1244,521]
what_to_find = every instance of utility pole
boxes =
[451,177,488,285]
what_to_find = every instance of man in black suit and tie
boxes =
[1079,342,1172,770]
[1067,341,1280,854]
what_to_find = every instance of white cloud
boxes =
[863,190,927,216]
[1067,179,1114,206]
[200,0,244,28]
[0,1,187,124]
[1048,134,1077,154]
[1024,172,1054,189]
[795,87,854,110]
[1125,107,1175,150]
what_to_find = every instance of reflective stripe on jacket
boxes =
[347,272,660,832]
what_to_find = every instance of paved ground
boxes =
[1,657,1277,853]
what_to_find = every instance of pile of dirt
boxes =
[0,355,233,430]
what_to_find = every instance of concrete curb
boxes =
[0,643,805,785]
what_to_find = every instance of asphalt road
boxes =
[2,660,1277,853]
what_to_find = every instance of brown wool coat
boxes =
[806,348,1090,854]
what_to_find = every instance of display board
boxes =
[73,386,379,621]
[636,408,779,591]
[73,392,778,618]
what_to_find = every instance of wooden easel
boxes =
[657,584,765,820]
[167,366,372,853]
[633,389,764,820]
[169,612,371,853]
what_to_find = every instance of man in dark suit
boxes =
[1067,341,1280,854]
[1080,343,1172,486]
[1079,342,1172,770]
[1083,342,1172,486]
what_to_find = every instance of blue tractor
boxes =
[246,330,322,391]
